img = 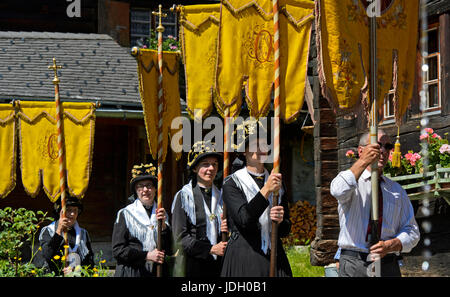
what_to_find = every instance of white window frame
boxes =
[423,26,441,113]
[382,89,395,122]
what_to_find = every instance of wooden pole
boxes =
[270,0,280,277]
[48,58,69,269]
[152,4,167,277]
[222,107,230,242]
[368,4,381,277]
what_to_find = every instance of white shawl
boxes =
[171,181,223,259]
[39,221,90,260]
[116,199,170,271]
[232,168,283,254]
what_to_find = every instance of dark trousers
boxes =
[338,250,402,277]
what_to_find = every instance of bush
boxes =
[0,207,54,276]
[0,207,112,277]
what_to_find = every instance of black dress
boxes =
[220,172,292,277]
[112,204,172,277]
[39,221,95,275]
[171,183,223,277]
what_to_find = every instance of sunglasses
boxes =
[379,142,394,151]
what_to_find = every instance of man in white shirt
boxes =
[330,130,420,277]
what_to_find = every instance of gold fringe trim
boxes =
[222,0,273,21]
[16,102,96,125]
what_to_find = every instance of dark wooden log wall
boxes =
[310,75,339,266]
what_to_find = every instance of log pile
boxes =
[282,200,317,246]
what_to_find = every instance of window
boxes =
[161,11,177,39]
[383,24,441,121]
[423,26,440,112]
[130,8,178,48]
[130,10,151,48]
[383,89,395,120]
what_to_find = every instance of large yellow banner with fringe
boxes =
[179,4,220,119]
[215,0,314,122]
[0,104,16,198]
[135,49,182,162]
[279,0,315,123]
[17,101,96,202]
[316,0,419,123]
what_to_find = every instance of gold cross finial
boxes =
[152,4,167,33]
[48,57,62,85]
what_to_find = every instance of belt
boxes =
[340,249,400,263]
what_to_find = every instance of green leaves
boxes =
[0,207,53,277]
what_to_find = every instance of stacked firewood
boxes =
[282,200,317,246]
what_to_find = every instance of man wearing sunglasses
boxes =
[330,129,420,277]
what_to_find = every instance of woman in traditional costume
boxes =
[112,163,172,277]
[39,195,94,276]
[171,140,228,277]
[220,119,292,277]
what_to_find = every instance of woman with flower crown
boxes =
[171,140,228,277]
[112,163,172,277]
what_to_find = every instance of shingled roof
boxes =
[0,31,141,107]
[427,0,450,16]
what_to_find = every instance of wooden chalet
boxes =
[3,0,444,270]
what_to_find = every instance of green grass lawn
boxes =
[286,246,324,277]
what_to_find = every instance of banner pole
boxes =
[152,4,167,278]
[270,0,281,278]
[48,58,69,270]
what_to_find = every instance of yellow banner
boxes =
[316,0,419,123]
[215,0,314,122]
[136,49,182,162]
[17,101,96,202]
[280,0,315,123]
[180,4,220,119]
[0,104,16,198]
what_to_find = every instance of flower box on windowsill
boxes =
[385,165,450,205]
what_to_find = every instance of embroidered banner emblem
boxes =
[215,0,314,123]
[17,101,96,201]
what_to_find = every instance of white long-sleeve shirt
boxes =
[330,169,420,253]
